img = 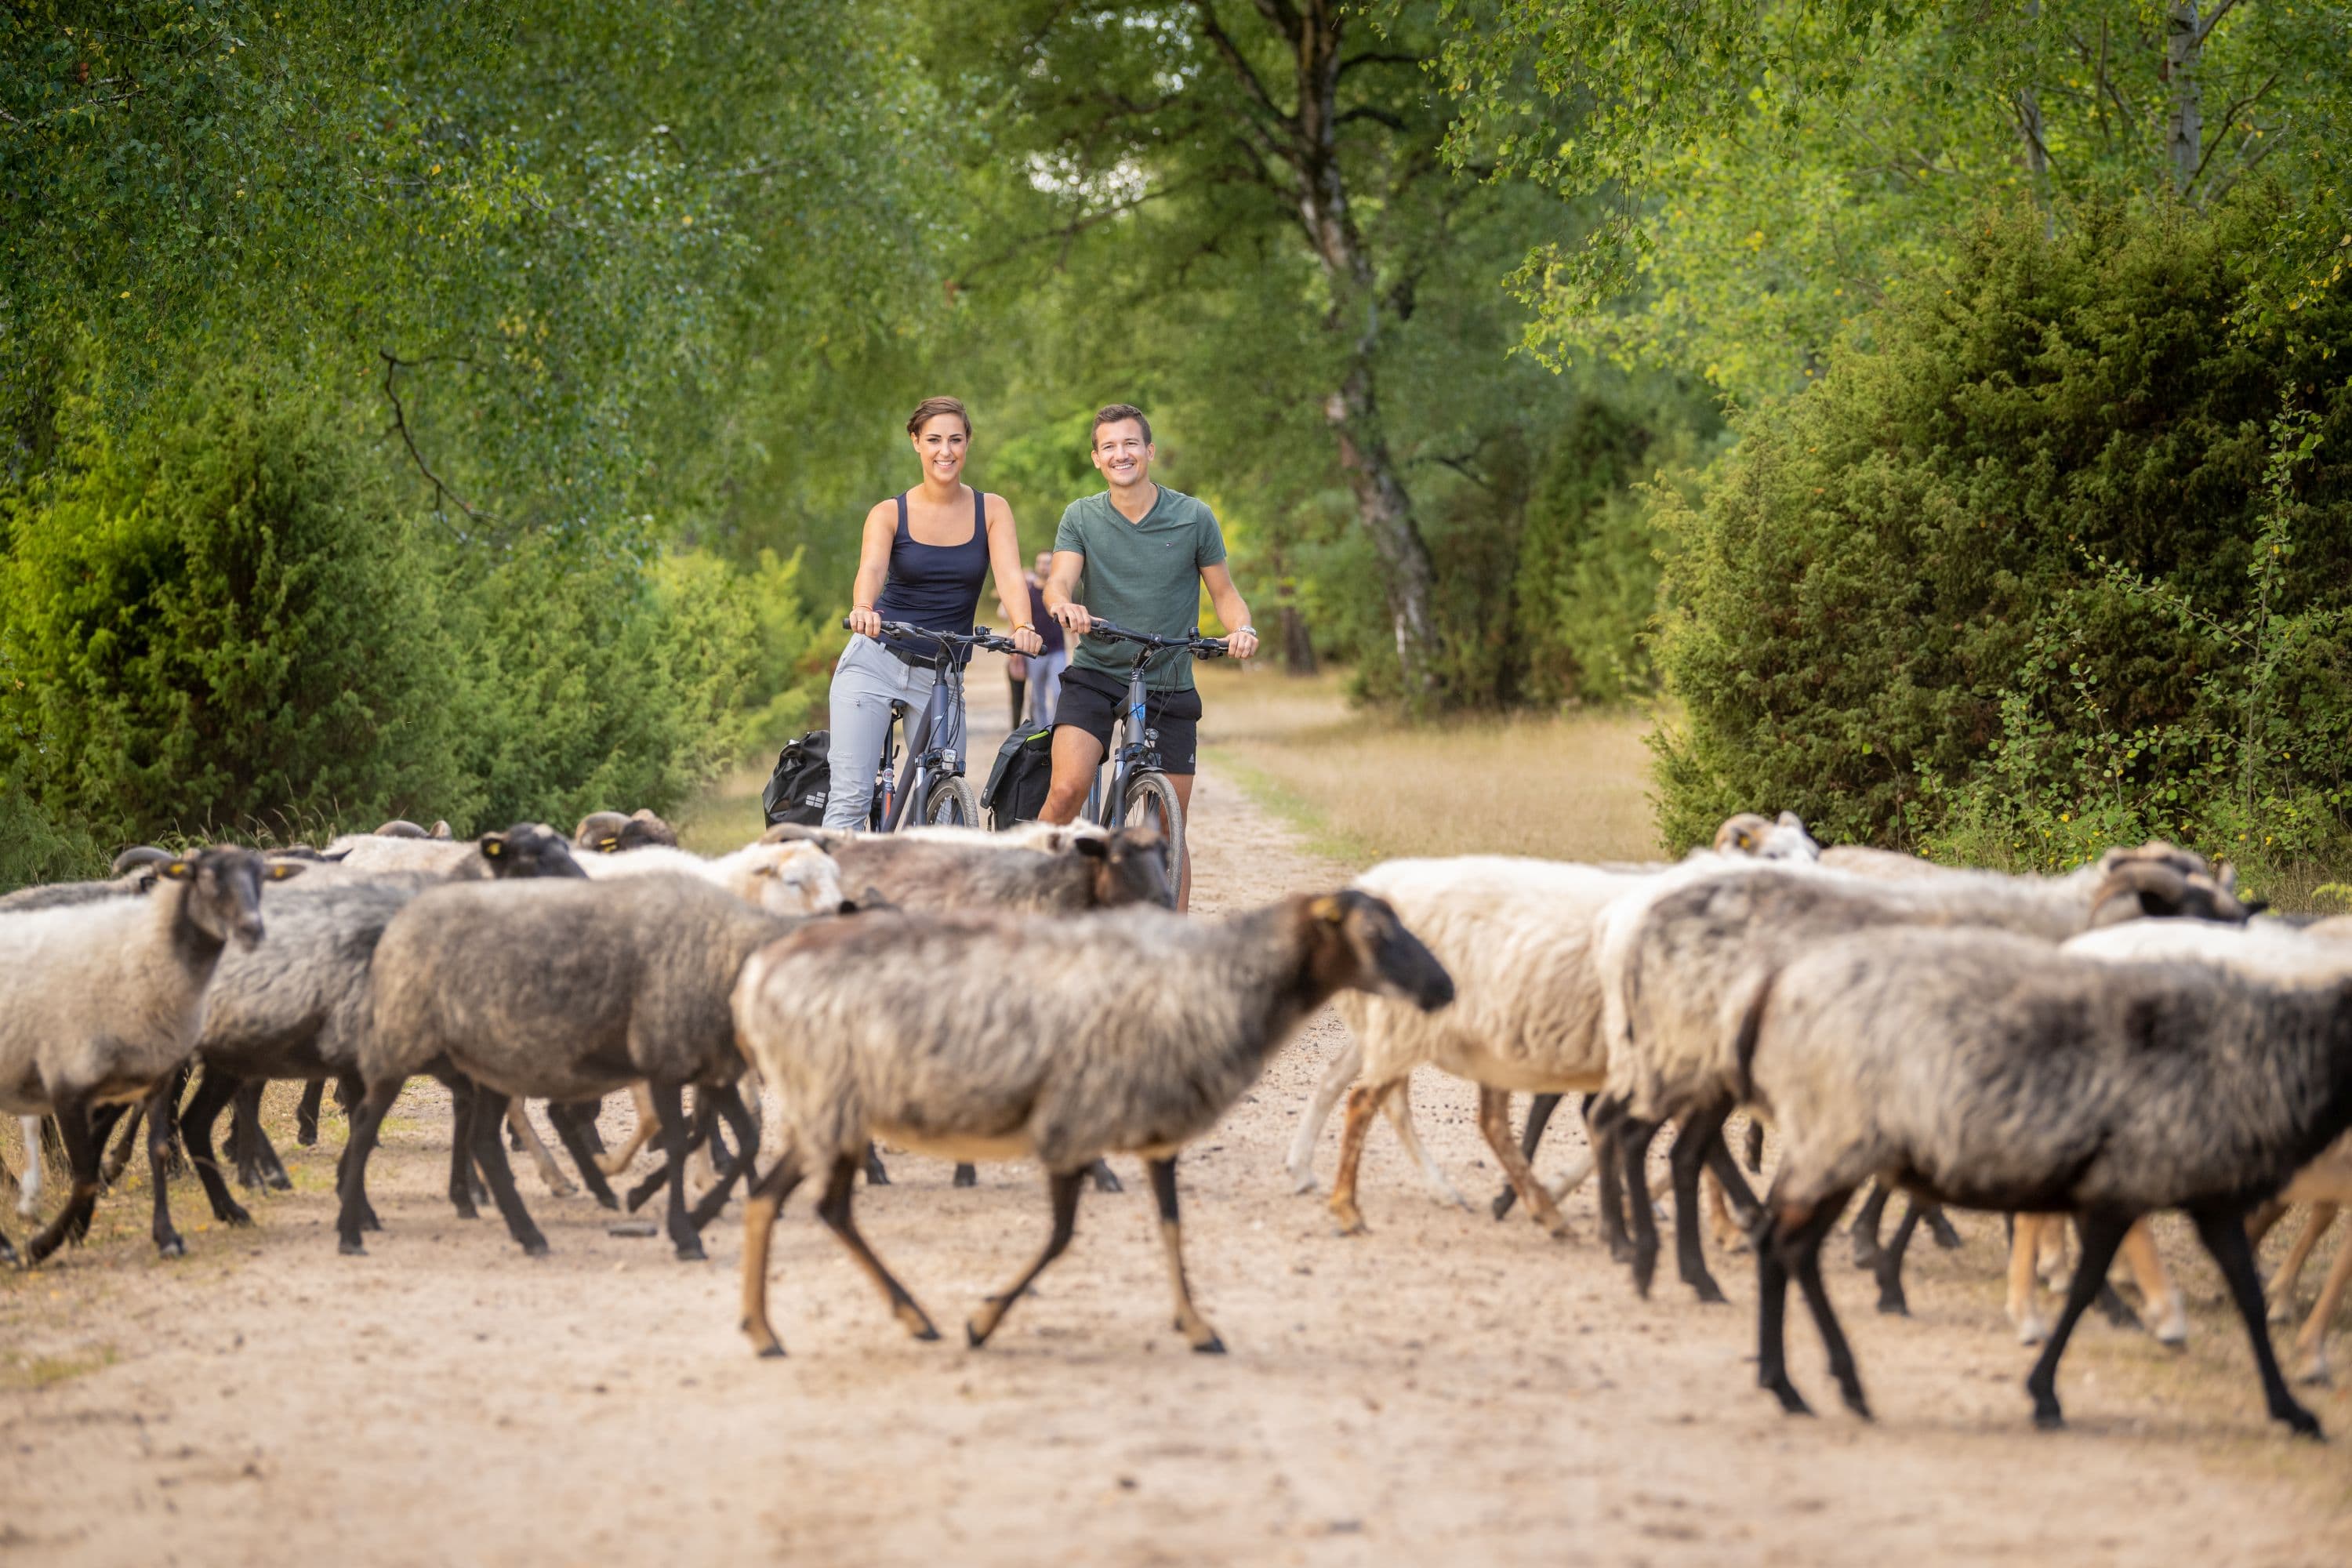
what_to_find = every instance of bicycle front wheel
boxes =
[1119,771,1185,897]
[924,775,982,828]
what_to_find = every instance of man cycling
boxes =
[1040,404,1258,912]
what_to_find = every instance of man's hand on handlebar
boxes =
[1051,600,1092,638]
[1225,627,1259,661]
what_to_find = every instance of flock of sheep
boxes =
[3,802,2350,1443]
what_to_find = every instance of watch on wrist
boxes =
[1236,626,1257,637]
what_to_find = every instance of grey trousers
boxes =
[1027,647,1069,726]
[823,635,946,831]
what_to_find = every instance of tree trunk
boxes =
[1279,602,1316,677]
[1325,368,1438,699]
[2165,1,2203,197]
[2018,2,2053,234]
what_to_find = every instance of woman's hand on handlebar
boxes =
[1010,623,1044,656]
[846,606,882,639]
[1051,600,1092,638]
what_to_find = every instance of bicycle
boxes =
[1069,619,1228,888]
[840,619,1024,831]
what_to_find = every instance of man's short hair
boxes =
[1091,403,1152,448]
[906,396,971,437]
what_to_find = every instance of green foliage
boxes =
[0,373,468,846]
[1650,200,2352,880]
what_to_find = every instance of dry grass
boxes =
[672,761,772,855]
[1195,665,1660,869]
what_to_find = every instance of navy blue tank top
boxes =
[873,488,990,664]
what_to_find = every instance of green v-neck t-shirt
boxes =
[1054,485,1226,693]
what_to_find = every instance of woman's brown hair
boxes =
[906,396,971,437]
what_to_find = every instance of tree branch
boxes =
[1338,50,1421,79]
[2190,71,2278,193]
[2198,0,2243,44]
[1192,0,1296,152]
[1335,105,1409,134]
[379,351,490,528]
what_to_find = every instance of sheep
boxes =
[574,808,680,851]
[0,847,299,1264]
[1588,849,2247,1305]
[2267,1135,2352,1383]
[173,825,590,1234]
[337,872,839,1259]
[3,1116,43,1219]
[576,838,846,918]
[729,890,1454,1358]
[1299,810,1821,1229]
[1741,924,2352,1436]
[763,820,1170,913]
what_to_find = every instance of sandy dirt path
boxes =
[5,752,2352,1563]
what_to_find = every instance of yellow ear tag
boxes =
[484,840,504,857]
[598,837,620,851]
[1309,895,1344,924]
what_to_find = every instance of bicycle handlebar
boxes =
[1076,619,1230,658]
[841,618,1026,656]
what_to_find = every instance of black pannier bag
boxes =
[983,724,1054,830]
[761,730,833,827]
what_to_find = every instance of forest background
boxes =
[4,2,2349,895]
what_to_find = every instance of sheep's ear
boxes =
[265,862,306,882]
[1073,837,1109,860]
[1308,895,1345,925]
[480,835,506,860]
[158,859,194,881]
[1734,828,1755,849]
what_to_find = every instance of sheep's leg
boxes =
[2120,1218,2188,1347]
[967,1167,1084,1349]
[686,1091,721,1195]
[865,1142,891,1185]
[295,1079,325,1146]
[2021,1208,2132,1429]
[1492,1092,1563,1221]
[1923,1203,1963,1250]
[815,1154,938,1341]
[1287,1036,1361,1195]
[231,1077,284,1190]
[332,1073,381,1232]
[1787,1192,1868,1418]
[1382,1080,1467,1210]
[2269,1203,2338,1322]
[1620,1116,1665,1297]
[953,1161,977,1188]
[1667,1105,1733,1302]
[439,1073,482,1218]
[1327,1080,1395,1236]
[594,1083,659,1177]
[1587,1097,1635,1264]
[13,1116,43,1218]
[740,1147,809,1358]
[1742,1120,1766,1173]
[1477,1086,1570,1240]
[1755,1201,1808,1415]
[99,1101,143,1187]
[2078,1214,2145,1330]
[1848,1181,1893,1270]
[686,1082,761,1232]
[1873,1200,1924,1316]
[141,1082,186,1258]
[2008,1214,2054,1343]
[543,1102,620,1210]
[27,1094,103,1264]
[177,1066,255,1227]
[561,1098,607,1156]
[1087,1157,1123,1193]
[467,1087,550,1258]
[2185,1202,2322,1437]
[1147,1154,1225,1353]
[0,1221,12,1264]
[2289,1231,2352,1385]
[648,1083,704,1261]
[503,1103,576,1198]
[1704,1171,1747,1255]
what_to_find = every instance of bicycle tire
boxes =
[1118,771,1185,893]
[924,775,982,829]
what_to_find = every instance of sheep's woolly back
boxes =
[194,873,438,1076]
[0,881,212,1116]
[1333,857,1653,1091]
[1748,927,2352,1216]
[322,833,479,875]
[2067,917,2352,985]
[735,900,1330,1172]
[579,840,844,916]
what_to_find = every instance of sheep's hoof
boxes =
[520,1238,550,1258]
[1926,1211,1964,1250]
[2031,1407,2065,1432]
[1692,1277,1730,1306]
[964,1321,989,1348]
[266,1170,294,1193]
[1849,1240,1881,1272]
[219,1203,254,1229]
[1286,1169,1318,1196]
[1842,1391,1874,1421]
[592,1189,618,1212]
[1875,1294,1909,1317]
[154,1236,186,1259]
[673,1240,706,1261]
[2015,1319,2049,1346]
[1765,1379,1812,1417]
[339,1237,367,1257]
[451,1200,478,1221]
[953,1164,977,1189]
[756,1342,787,1360]
[2280,1405,2325,1440]
[2294,1360,2330,1388]
[1490,1189,1516,1221]
[1192,1334,1226,1356]
[2270,1298,2299,1325]
[1090,1163,1123,1194]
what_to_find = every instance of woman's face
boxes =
[911,414,969,486]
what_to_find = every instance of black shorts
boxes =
[1052,667,1204,775]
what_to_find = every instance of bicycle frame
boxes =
[1083,648,1164,829]
[877,660,968,832]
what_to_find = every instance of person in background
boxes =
[1041,403,1257,911]
[1024,550,1068,725]
[826,396,1042,830]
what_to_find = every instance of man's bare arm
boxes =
[1044,549,1091,636]
[1201,562,1257,659]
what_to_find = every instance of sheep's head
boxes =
[740,842,848,916]
[1079,828,1174,909]
[574,811,632,851]
[1303,891,1454,1011]
[160,845,299,947]
[479,823,588,879]
[1715,811,1821,862]
[2087,861,2260,927]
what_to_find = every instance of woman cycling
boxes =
[824,396,1042,830]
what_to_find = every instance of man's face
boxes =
[1033,551,1053,579]
[1090,419,1152,488]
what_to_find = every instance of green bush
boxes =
[1650,198,2352,881]
[0,376,470,849]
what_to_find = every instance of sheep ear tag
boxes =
[597,837,621,851]
[1735,829,1755,849]
[158,859,194,881]
[481,837,506,858]
[266,862,304,881]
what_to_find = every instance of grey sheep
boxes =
[1742,924,2352,1436]
[339,871,834,1259]
[0,847,298,1264]
[728,891,1454,1358]
[575,809,680,851]
[179,825,590,1233]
